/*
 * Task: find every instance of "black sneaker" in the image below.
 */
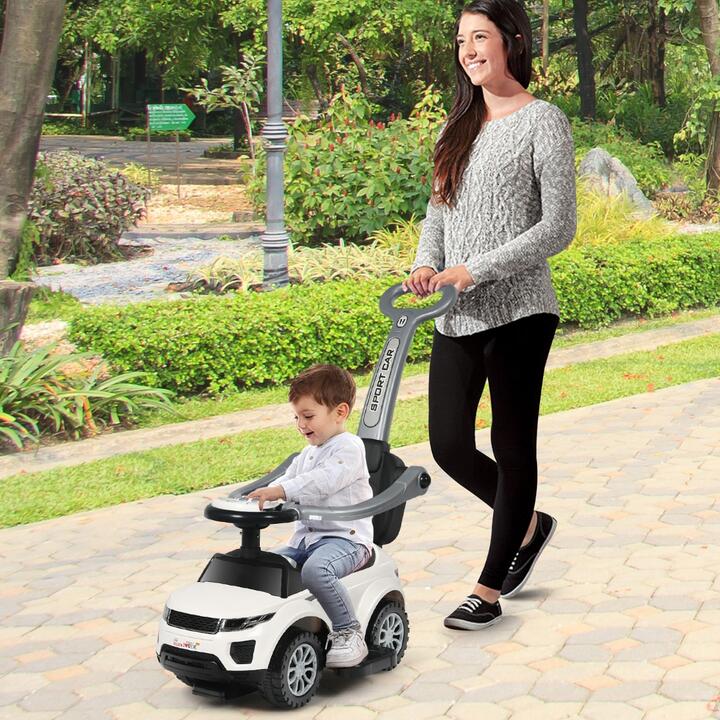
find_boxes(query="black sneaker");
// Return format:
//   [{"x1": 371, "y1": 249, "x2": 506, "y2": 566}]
[
  {"x1": 500, "y1": 510, "x2": 557, "y2": 599},
  {"x1": 443, "y1": 594, "x2": 502, "y2": 630}
]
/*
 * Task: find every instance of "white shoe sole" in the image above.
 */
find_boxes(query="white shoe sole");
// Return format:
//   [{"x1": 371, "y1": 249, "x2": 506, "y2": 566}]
[
  {"x1": 501, "y1": 515, "x2": 557, "y2": 599},
  {"x1": 443, "y1": 615, "x2": 503, "y2": 631},
  {"x1": 325, "y1": 647, "x2": 369, "y2": 668}
]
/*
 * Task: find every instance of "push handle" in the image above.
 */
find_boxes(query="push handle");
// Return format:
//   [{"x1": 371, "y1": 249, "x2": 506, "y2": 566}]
[
  {"x1": 358, "y1": 282, "x2": 457, "y2": 443},
  {"x1": 379, "y1": 283, "x2": 457, "y2": 324}
]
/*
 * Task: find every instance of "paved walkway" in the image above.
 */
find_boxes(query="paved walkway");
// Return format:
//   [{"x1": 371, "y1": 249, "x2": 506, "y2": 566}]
[
  {"x1": 3, "y1": 314, "x2": 718, "y2": 480},
  {"x1": 39, "y1": 136, "x2": 241, "y2": 185},
  {"x1": 1, "y1": 377, "x2": 719, "y2": 719}
]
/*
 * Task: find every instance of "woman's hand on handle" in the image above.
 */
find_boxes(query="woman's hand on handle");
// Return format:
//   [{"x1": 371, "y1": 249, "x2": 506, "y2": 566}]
[
  {"x1": 402, "y1": 266, "x2": 437, "y2": 298},
  {"x1": 428, "y1": 265, "x2": 474, "y2": 294}
]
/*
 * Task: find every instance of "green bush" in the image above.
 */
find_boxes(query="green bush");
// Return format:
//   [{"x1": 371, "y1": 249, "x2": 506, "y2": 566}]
[
  {"x1": 69, "y1": 232, "x2": 720, "y2": 395},
  {"x1": 246, "y1": 86, "x2": 445, "y2": 245},
  {"x1": 125, "y1": 127, "x2": 191, "y2": 141},
  {"x1": 28, "y1": 151, "x2": 150, "y2": 264}
]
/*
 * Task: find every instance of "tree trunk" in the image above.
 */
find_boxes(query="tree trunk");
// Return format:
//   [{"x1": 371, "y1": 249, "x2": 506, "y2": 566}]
[
  {"x1": 336, "y1": 34, "x2": 371, "y2": 97},
  {"x1": 648, "y1": 0, "x2": 666, "y2": 107},
  {"x1": 572, "y1": 0, "x2": 596, "y2": 120},
  {"x1": 697, "y1": 0, "x2": 720, "y2": 192},
  {"x1": 0, "y1": 281, "x2": 35, "y2": 354},
  {"x1": 0, "y1": 0, "x2": 66, "y2": 280},
  {"x1": 541, "y1": 0, "x2": 550, "y2": 76}
]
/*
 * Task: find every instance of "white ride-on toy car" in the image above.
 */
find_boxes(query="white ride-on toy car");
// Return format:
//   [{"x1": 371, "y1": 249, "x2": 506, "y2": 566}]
[{"x1": 156, "y1": 283, "x2": 457, "y2": 708}]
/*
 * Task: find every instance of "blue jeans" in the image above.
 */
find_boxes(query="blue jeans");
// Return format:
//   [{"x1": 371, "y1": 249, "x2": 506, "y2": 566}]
[{"x1": 273, "y1": 536, "x2": 371, "y2": 631}]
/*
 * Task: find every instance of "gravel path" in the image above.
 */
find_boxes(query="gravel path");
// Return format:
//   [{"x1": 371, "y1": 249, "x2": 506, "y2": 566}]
[{"x1": 32, "y1": 234, "x2": 261, "y2": 305}]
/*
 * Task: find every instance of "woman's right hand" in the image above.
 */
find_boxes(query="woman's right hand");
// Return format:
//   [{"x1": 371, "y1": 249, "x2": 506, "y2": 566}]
[{"x1": 402, "y1": 266, "x2": 437, "y2": 298}]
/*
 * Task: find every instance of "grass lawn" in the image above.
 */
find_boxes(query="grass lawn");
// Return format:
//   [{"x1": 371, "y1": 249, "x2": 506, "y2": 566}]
[
  {"x1": 2, "y1": 332, "x2": 718, "y2": 529},
  {"x1": 137, "y1": 304, "x2": 720, "y2": 428}
]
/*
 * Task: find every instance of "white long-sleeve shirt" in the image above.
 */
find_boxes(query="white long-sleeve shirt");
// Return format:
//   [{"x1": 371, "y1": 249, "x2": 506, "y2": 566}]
[{"x1": 269, "y1": 431, "x2": 374, "y2": 551}]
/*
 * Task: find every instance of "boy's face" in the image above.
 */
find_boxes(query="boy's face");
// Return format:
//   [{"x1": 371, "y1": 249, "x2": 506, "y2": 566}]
[{"x1": 292, "y1": 396, "x2": 349, "y2": 446}]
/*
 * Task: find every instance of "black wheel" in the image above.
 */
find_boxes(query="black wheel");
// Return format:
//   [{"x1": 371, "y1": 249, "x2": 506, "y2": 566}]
[
  {"x1": 366, "y1": 601, "x2": 409, "y2": 669},
  {"x1": 260, "y1": 630, "x2": 323, "y2": 708}
]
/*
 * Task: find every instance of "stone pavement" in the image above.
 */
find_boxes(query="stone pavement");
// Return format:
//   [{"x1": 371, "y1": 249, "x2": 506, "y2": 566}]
[
  {"x1": 4, "y1": 314, "x2": 718, "y2": 480},
  {"x1": 39, "y1": 136, "x2": 241, "y2": 185},
  {"x1": 0, "y1": 377, "x2": 719, "y2": 719}
]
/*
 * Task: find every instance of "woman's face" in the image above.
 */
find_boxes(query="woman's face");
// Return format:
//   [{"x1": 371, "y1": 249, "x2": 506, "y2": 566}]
[{"x1": 456, "y1": 12, "x2": 512, "y2": 87}]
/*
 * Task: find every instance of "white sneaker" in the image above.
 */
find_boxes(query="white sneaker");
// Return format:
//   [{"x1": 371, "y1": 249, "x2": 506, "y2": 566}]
[{"x1": 325, "y1": 628, "x2": 369, "y2": 668}]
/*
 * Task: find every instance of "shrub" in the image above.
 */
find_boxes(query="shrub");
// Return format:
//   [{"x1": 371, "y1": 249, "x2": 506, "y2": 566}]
[
  {"x1": 186, "y1": 240, "x2": 408, "y2": 292},
  {"x1": 69, "y1": 232, "x2": 720, "y2": 395},
  {"x1": 246, "y1": 86, "x2": 445, "y2": 245},
  {"x1": 0, "y1": 341, "x2": 175, "y2": 449},
  {"x1": 28, "y1": 151, "x2": 150, "y2": 264},
  {"x1": 125, "y1": 127, "x2": 191, "y2": 142},
  {"x1": 120, "y1": 162, "x2": 162, "y2": 191}
]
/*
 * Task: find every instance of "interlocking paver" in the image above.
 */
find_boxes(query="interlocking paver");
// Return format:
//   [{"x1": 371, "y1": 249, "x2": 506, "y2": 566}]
[{"x1": 1, "y1": 378, "x2": 720, "y2": 717}]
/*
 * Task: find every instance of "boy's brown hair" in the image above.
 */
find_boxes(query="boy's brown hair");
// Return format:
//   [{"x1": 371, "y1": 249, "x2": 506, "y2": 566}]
[{"x1": 289, "y1": 364, "x2": 356, "y2": 411}]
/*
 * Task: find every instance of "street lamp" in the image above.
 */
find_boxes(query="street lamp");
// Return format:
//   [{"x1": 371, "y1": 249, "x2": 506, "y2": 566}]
[{"x1": 261, "y1": 0, "x2": 290, "y2": 288}]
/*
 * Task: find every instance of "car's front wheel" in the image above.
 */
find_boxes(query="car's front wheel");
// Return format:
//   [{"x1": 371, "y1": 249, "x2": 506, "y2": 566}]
[{"x1": 261, "y1": 629, "x2": 323, "y2": 708}]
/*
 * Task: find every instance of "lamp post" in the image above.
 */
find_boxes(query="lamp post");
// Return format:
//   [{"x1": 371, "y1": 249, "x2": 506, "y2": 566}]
[{"x1": 261, "y1": 0, "x2": 290, "y2": 288}]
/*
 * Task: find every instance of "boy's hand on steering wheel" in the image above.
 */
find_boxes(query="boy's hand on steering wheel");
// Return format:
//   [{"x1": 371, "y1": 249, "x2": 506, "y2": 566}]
[{"x1": 246, "y1": 486, "x2": 286, "y2": 509}]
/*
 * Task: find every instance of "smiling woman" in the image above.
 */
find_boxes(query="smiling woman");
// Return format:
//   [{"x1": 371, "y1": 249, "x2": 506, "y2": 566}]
[{"x1": 402, "y1": 0, "x2": 577, "y2": 631}]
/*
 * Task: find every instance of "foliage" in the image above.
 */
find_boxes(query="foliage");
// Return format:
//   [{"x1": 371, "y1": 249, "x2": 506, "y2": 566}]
[
  {"x1": 573, "y1": 181, "x2": 675, "y2": 246},
  {"x1": 27, "y1": 151, "x2": 150, "y2": 264},
  {"x1": 125, "y1": 127, "x2": 191, "y2": 141},
  {"x1": 0, "y1": 340, "x2": 175, "y2": 449},
  {"x1": 120, "y1": 162, "x2": 162, "y2": 191},
  {"x1": 69, "y1": 232, "x2": 720, "y2": 394},
  {"x1": 603, "y1": 83, "x2": 692, "y2": 157},
  {"x1": 77, "y1": 0, "x2": 226, "y2": 87},
  {"x1": 185, "y1": 54, "x2": 263, "y2": 157},
  {"x1": 187, "y1": 240, "x2": 407, "y2": 293},
  {"x1": 10, "y1": 222, "x2": 40, "y2": 281},
  {"x1": 42, "y1": 119, "x2": 123, "y2": 136},
  {"x1": 246, "y1": 86, "x2": 445, "y2": 244},
  {"x1": 25, "y1": 288, "x2": 82, "y2": 325}
]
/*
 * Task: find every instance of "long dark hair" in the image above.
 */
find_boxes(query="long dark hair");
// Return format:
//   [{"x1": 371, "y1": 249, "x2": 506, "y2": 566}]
[{"x1": 432, "y1": 0, "x2": 533, "y2": 207}]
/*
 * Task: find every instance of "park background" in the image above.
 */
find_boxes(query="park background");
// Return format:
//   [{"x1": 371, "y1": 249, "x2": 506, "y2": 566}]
[{"x1": 1, "y1": 2, "x2": 720, "y2": 718}]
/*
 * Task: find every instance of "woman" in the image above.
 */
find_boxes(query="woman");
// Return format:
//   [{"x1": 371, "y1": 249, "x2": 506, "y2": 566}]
[{"x1": 403, "y1": 0, "x2": 576, "y2": 629}]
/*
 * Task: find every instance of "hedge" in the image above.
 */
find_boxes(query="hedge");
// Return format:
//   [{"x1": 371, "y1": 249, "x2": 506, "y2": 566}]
[{"x1": 69, "y1": 232, "x2": 720, "y2": 395}]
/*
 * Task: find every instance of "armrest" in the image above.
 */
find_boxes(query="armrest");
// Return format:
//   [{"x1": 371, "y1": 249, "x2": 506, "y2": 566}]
[
  {"x1": 281, "y1": 466, "x2": 431, "y2": 522},
  {"x1": 229, "y1": 453, "x2": 300, "y2": 498}
]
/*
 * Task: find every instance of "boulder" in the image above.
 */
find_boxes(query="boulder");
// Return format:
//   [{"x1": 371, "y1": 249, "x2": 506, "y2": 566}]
[{"x1": 578, "y1": 147, "x2": 655, "y2": 217}]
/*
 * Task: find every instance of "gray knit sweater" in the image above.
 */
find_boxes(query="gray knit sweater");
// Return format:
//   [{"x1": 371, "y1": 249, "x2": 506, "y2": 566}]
[{"x1": 411, "y1": 99, "x2": 577, "y2": 336}]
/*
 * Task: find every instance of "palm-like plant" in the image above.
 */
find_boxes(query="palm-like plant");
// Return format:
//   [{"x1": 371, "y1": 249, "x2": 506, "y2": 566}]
[{"x1": 0, "y1": 340, "x2": 175, "y2": 449}]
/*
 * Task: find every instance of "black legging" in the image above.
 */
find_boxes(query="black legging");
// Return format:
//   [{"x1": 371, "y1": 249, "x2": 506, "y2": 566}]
[{"x1": 428, "y1": 312, "x2": 559, "y2": 590}]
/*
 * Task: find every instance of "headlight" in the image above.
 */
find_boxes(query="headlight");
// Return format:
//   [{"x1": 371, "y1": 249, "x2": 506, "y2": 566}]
[
  {"x1": 220, "y1": 613, "x2": 275, "y2": 632},
  {"x1": 162, "y1": 605, "x2": 171, "y2": 622}
]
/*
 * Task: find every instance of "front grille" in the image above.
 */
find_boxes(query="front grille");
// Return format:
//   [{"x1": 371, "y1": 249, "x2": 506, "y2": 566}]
[
  {"x1": 230, "y1": 640, "x2": 255, "y2": 665},
  {"x1": 167, "y1": 609, "x2": 221, "y2": 634}
]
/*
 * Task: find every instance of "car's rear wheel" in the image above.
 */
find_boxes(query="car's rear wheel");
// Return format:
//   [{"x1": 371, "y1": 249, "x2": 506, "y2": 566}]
[
  {"x1": 261, "y1": 630, "x2": 323, "y2": 708},
  {"x1": 366, "y1": 601, "x2": 409, "y2": 669}
]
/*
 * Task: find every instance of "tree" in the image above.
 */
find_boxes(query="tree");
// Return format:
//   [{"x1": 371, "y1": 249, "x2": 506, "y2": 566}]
[
  {"x1": 573, "y1": 0, "x2": 596, "y2": 119},
  {"x1": 696, "y1": 0, "x2": 720, "y2": 191},
  {"x1": 0, "y1": 0, "x2": 66, "y2": 346},
  {"x1": 187, "y1": 56, "x2": 263, "y2": 159}
]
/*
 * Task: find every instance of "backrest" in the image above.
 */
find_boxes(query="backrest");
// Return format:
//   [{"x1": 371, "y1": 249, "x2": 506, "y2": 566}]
[{"x1": 362, "y1": 438, "x2": 407, "y2": 547}]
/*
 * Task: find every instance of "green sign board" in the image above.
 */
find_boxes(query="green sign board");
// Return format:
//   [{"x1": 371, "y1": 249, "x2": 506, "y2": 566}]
[{"x1": 147, "y1": 104, "x2": 196, "y2": 131}]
